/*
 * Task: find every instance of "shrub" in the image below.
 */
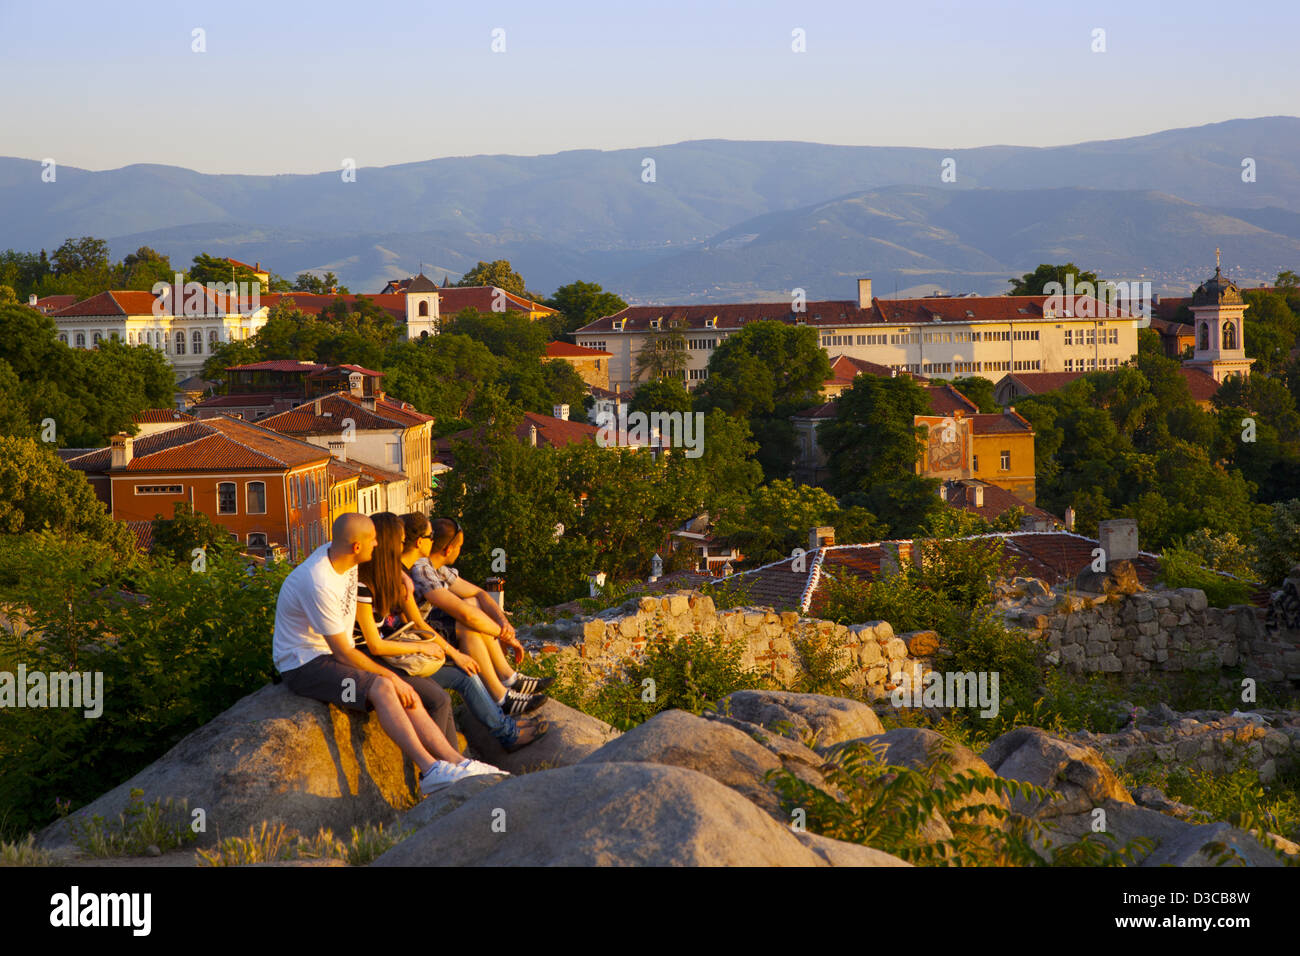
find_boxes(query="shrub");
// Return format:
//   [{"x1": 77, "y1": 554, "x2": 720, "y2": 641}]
[
  {"x1": 70, "y1": 789, "x2": 195, "y2": 858},
  {"x1": 769, "y1": 738, "x2": 1154, "y2": 866},
  {"x1": 0, "y1": 834, "x2": 53, "y2": 866},
  {"x1": 1157, "y1": 546, "x2": 1253, "y2": 607}
]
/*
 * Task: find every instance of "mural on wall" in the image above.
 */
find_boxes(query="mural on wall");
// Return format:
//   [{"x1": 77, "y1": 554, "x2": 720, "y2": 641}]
[{"x1": 919, "y1": 415, "x2": 969, "y2": 478}]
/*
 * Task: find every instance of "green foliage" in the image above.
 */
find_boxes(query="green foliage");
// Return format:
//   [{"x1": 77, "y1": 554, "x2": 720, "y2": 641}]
[
  {"x1": 1007, "y1": 263, "x2": 1100, "y2": 296},
  {"x1": 716, "y1": 479, "x2": 883, "y2": 567},
  {"x1": 696, "y1": 575, "x2": 754, "y2": 611},
  {"x1": 790, "y1": 627, "x2": 857, "y2": 696},
  {"x1": 950, "y1": 376, "x2": 1000, "y2": 413},
  {"x1": 817, "y1": 374, "x2": 930, "y2": 495},
  {"x1": 542, "y1": 628, "x2": 767, "y2": 731},
  {"x1": 544, "y1": 280, "x2": 627, "y2": 340},
  {"x1": 770, "y1": 738, "x2": 1152, "y2": 866},
  {"x1": 0, "y1": 534, "x2": 289, "y2": 838},
  {"x1": 1253, "y1": 499, "x2": 1300, "y2": 585},
  {"x1": 150, "y1": 501, "x2": 242, "y2": 566},
  {"x1": 1123, "y1": 761, "x2": 1300, "y2": 846},
  {"x1": 628, "y1": 377, "x2": 694, "y2": 417},
  {"x1": 0, "y1": 443, "x2": 135, "y2": 554},
  {"x1": 456, "y1": 260, "x2": 531, "y2": 298},
  {"x1": 1157, "y1": 547, "x2": 1253, "y2": 607},
  {"x1": 70, "y1": 789, "x2": 196, "y2": 858}
]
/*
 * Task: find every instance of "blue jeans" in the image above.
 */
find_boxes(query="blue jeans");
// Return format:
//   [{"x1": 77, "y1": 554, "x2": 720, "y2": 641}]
[{"x1": 434, "y1": 666, "x2": 518, "y2": 748}]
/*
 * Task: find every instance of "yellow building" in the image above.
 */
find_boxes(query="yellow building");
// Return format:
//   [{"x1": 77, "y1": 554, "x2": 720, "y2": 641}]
[{"x1": 544, "y1": 341, "x2": 612, "y2": 389}]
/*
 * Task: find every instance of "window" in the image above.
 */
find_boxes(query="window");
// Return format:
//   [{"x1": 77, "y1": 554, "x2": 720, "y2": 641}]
[
  {"x1": 192, "y1": 330, "x2": 203, "y2": 355},
  {"x1": 209, "y1": 329, "x2": 219, "y2": 347},
  {"x1": 248, "y1": 532, "x2": 268, "y2": 550},
  {"x1": 972, "y1": 455, "x2": 979, "y2": 472},
  {"x1": 135, "y1": 484, "x2": 183, "y2": 495},
  {"x1": 291, "y1": 475, "x2": 299, "y2": 509},
  {"x1": 1107, "y1": 328, "x2": 1119, "y2": 345},
  {"x1": 75, "y1": 332, "x2": 85, "y2": 347},
  {"x1": 1000, "y1": 450, "x2": 1011, "y2": 471},
  {"x1": 387, "y1": 444, "x2": 400, "y2": 465},
  {"x1": 1064, "y1": 329, "x2": 1073, "y2": 346},
  {"x1": 247, "y1": 481, "x2": 266, "y2": 514},
  {"x1": 218, "y1": 481, "x2": 237, "y2": 514},
  {"x1": 92, "y1": 332, "x2": 102, "y2": 345},
  {"x1": 1199, "y1": 324, "x2": 1210, "y2": 350},
  {"x1": 175, "y1": 332, "x2": 186, "y2": 355},
  {"x1": 418, "y1": 301, "x2": 429, "y2": 317},
  {"x1": 1064, "y1": 359, "x2": 1075, "y2": 372},
  {"x1": 1223, "y1": 322, "x2": 1237, "y2": 349},
  {"x1": 59, "y1": 333, "x2": 68, "y2": 345}
]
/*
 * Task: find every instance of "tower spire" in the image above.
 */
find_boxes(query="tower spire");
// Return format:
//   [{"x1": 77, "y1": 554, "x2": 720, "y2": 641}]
[{"x1": 1215, "y1": 247, "x2": 1221, "y2": 274}]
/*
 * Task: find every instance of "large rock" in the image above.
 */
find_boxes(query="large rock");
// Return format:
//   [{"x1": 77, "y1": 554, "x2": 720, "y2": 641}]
[
  {"x1": 1074, "y1": 559, "x2": 1142, "y2": 597},
  {"x1": 982, "y1": 726, "x2": 1133, "y2": 818},
  {"x1": 701, "y1": 711, "x2": 829, "y2": 791},
  {"x1": 39, "y1": 684, "x2": 414, "y2": 851},
  {"x1": 579, "y1": 710, "x2": 791, "y2": 817},
  {"x1": 720, "y1": 690, "x2": 884, "y2": 750},
  {"x1": 374, "y1": 762, "x2": 910, "y2": 867},
  {"x1": 459, "y1": 698, "x2": 620, "y2": 773},
  {"x1": 1045, "y1": 799, "x2": 1291, "y2": 867}
]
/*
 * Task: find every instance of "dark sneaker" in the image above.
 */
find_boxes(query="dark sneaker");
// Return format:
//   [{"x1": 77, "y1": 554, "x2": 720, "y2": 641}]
[
  {"x1": 510, "y1": 674, "x2": 556, "y2": 695},
  {"x1": 502, "y1": 689, "x2": 547, "y2": 716},
  {"x1": 504, "y1": 718, "x2": 550, "y2": 753}
]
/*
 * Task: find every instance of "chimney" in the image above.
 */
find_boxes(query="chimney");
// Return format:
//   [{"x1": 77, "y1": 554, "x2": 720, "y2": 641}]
[
  {"x1": 27, "y1": 293, "x2": 37, "y2": 307},
  {"x1": 648, "y1": 553, "x2": 663, "y2": 583},
  {"x1": 110, "y1": 433, "x2": 134, "y2": 469},
  {"x1": 254, "y1": 262, "x2": 261, "y2": 271},
  {"x1": 1065, "y1": 506, "x2": 1076, "y2": 532},
  {"x1": 553, "y1": 403, "x2": 569, "y2": 421},
  {"x1": 361, "y1": 396, "x2": 377, "y2": 411},
  {"x1": 972, "y1": 484, "x2": 984, "y2": 508},
  {"x1": 329, "y1": 440, "x2": 347, "y2": 463},
  {"x1": 528, "y1": 423, "x2": 538, "y2": 447},
  {"x1": 484, "y1": 576, "x2": 505, "y2": 611},
  {"x1": 314, "y1": 398, "x2": 322, "y2": 415},
  {"x1": 809, "y1": 526, "x2": 835, "y2": 552},
  {"x1": 857, "y1": 278, "x2": 872, "y2": 309},
  {"x1": 880, "y1": 541, "x2": 911, "y2": 576}
]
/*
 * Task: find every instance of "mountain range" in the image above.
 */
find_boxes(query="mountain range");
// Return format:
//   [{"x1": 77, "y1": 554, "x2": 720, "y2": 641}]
[{"x1": 3, "y1": 116, "x2": 1298, "y2": 302}]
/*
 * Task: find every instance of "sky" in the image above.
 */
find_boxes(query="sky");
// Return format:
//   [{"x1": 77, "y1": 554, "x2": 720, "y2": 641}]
[{"x1": 0, "y1": 0, "x2": 1297, "y2": 175}]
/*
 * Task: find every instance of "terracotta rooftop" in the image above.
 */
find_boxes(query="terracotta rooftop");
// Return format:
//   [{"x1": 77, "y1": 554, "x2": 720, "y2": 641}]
[
  {"x1": 53, "y1": 288, "x2": 254, "y2": 318},
  {"x1": 942, "y1": 481, "x2": 1056, "y2": 524},
  {"x1": 997, "y1": 368, "x2": 1221, "y2": 404},
  {"x1": 439, "y1": 287, "x2": 557, "y2": 316},
  {"x1": 228, "y1": 360, "x2": 332, "y2": 373},
  {"x1": 131, "y1": 409, "x2": 195, "y2": 425},
  {"x1": 191, "y1": 393, "x2": 283, "y2": 409},
  {"x1": 261, "y1": 293, "x2": 407, "y2": 322},
  {"x1": 731, "y1": 531, "x2": 1165, "y2": 615},
  {"x1": 969, "y1": 410, "x2": 1033, "y2": 435},
  {"x1": 545, "y1": 341, "x2": 612, "y2": 358},
  {"x1": 124, "y1": 520, "x2": 156, "y2": 553},
  {"x1": 926, "y1": 385, "x2": 980, "y2": 416},
  {"x1": 66, "y1": 417, "x2": 330, "y2": 474},
  {"x1": 259, "y1": 393, "x2": 429, "y2": 435}
]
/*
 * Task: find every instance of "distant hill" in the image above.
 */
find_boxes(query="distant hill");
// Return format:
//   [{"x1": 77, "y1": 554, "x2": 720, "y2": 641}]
[{"x1": 2, "y1": 117, "x2": 1297, "y2": 300}]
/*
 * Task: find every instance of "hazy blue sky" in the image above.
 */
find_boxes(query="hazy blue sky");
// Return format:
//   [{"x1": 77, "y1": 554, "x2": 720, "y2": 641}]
[{"x1": 1, "y1": 0, "x2": 1295, "y2": 174}]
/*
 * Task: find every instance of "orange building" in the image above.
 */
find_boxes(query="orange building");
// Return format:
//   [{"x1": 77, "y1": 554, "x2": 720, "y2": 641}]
[
  {"x1": 67, "y1": 415, "x2": 333, "y2": 562},
  {"x1": 544, "y1": 341, "x2": 612, "y2": 390}
]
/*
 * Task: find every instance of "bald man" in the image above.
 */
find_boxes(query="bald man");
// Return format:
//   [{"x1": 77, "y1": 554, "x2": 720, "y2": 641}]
[{"x1": 272, "y1": 512, "x2": 496, "y2": 793}]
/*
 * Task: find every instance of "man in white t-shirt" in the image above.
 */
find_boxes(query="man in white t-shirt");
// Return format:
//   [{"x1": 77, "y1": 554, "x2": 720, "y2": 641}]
[{"x1": 273, "y1": 512, "x2": 498, "y2": 793}]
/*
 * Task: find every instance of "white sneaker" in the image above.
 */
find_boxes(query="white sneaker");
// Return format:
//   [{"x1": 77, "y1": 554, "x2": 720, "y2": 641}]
[
  {"x1": 457, "y1": 758, "x2": 509, "y2": 777},
  {"x1": 419, "y1": 760, "x2": 471, "y2": 795}
]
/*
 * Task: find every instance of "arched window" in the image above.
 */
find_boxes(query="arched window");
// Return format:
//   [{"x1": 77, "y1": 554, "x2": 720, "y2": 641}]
[
  {"x1": 192, "y1": 330, "x2": 203, "y2": 354},
  {"x1": 248, "y1": 532, "x2": 268, "y2": 550},
  {"x1": 1222, "y1": 322, "x2": 1237, "y2": 350},
  {"x1": 175, "y1": 331, "x2": 186, "y2": 355},
  {"x1": 418, "y1": 300, "x2": 429, "y2": 317},
  {"x1": 58, "y1": 333, "x2": 68, "y2": 345},
  {"x1": 420, "y1": 330, "x2": 429, "y2": 340},
  {"x1": 209, "y1": 329, "x2": 219, "y2": 347},
  {"x1": 217, "y1": 481, "x2": 237, "y2": 514},
  {"x1": 247, "y1": 481, "x2": 266, "y2": 514},
  {"x1": 92, "y1": 332, "x2": 102, "y2": 345},
  {"x1": 1199, "y1": 323, "x2": 1209, "y2": 350},
  {"x1": 127, "y1": 331, "x2": 135, "y2": 344},
  {"x1": 75, "y1": 332, "x2": 86, "y2": 348}
]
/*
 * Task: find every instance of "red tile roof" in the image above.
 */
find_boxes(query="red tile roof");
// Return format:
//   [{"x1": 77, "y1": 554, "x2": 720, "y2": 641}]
[
  {"x1": 53, "y1": 288, "x2": 255, "y2": 318},
  {"x1": 225, "y1": 257, "x2": 265, "y2": 272},
  {"x1": 124, "y1": 520, "x2": 156, "y2": 553},
  {"x1": 131, "y1": 409, "x2": 195, "y2": 425},
  {"x1": 969, "y1": 411, "x2": 1032, "y2": 435},
  {"x1": 65, "y1": 423, "x2": 213, "y2": 472},
  {"x1": 792, "y1": 401, "x2": 838, "y2": 421},
  {"x1": 546, "y1": 341, "x2": 612, "y2": 358},
  {"x1": 926, "y1": 385, "x2": 980, "y2": 416},
  {"x1": 261, "y1": 293, "x2": 407, "y2": 322},
  {"x1": 732, "y1": 531, "x2": 1164, "y2": 615},
  {"x1": 33, "y1": 294, "x2": 77, "y2": 313},
  {"x1": 191, "y1": 393, "x2": 283, "y2": 409},
  {"x1": 1178, "y1": 368, "x2": 1221, "y2": 403},
  {"x1": 229, "y1": 360, "x2": 332, "y2": 373},
  {"x1": 998, "y1": 369, "x2": 1219, "y2": 404},
  {"x1": 826, "y1": 354, "x2": 929, "y2": 387},
  {"x1": 942, "y1": 482, "x2": 1055, "y2": 523},
  {"x1": 439, "y1": 287, "x2": 557, "y2": 316},
  {"x1": 259, "y1": 394, "x2": 411, "y2": 435},
  {"x1": 120, "y1": 417, "x2": 330, "y2": 472}
]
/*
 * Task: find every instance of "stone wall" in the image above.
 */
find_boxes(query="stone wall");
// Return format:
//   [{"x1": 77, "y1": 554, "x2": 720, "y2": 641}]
[{"x1": 523, "y1": 582, "x2": 1300, "y2": 697}]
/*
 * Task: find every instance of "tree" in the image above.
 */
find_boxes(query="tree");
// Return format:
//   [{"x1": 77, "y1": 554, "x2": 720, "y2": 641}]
[
  {"x1": 629, "y1": 378, "x2": 693, "y2": 417},
  {"x1": 293, "y1": 271, "x2": 348, "y2": 294},
  {"x1": 52, "y1": 237, "x2": 110, "y2": 277},
  {"x1": 189, "y1": 253, "x2": 260, "y2": 287},
  {"x1": 381, "y1": 335, "x2": 500, "y2": 433},
  {"x1": 633, "y1": 321, "x2": 689, "y2": 384},
  {"x1": 817, "y1": 374, "x2": 932, "y2": 497},
  {"x1": 151, "y1": 502, "x2": 241, "y2": 566},
  {"x1": 546, "y1": 281, "x2": 627, "y2": 339},
  {"x1": 1008, "y1": 263, "x2": 1101, "y2": 296},
  {"x1": 0, "y1": 438, "x2": 135, "y2": 553},
  {"x1": 117, "y1": 247, "x2": 176, "y2": 290},
  {"x1": 457, "y1": 260, "x2": 528, "y2": 297},
  {"x1": 950, "y1": 376, "x2": 999, "y2": 413},
  {"x1": 714, "y1": 480, "x2": 885, "y2": 566}
]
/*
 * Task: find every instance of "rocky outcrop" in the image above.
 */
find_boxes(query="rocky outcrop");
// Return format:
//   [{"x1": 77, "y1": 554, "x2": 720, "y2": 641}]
[
  {"x1": 376, "y1": 762, "x2": 910, "y2": 867},
  {"x1": 982, "y1": 726, "x2": 1133, "y2": 818},
  {"x1": 459, "y1": 699, "x2": 620, "y2": 774},
  {"x1": 38, "y1": 684, "x2": 415, "y2": 851},
  {"x1": 720, "y1": 690, "x2": 884, "y2": 749},
  {"x1": 578, "y1": 710, "x2": 793, "y2": 818}
]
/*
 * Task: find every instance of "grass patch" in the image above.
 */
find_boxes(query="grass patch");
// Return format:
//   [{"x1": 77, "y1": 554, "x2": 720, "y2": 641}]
[
  {"x1": 0, "y1": 834, "x2": 52, "y2": 866},
  {"x1": 196, "y1": 821, "x2": 409, "y2": 867},
  {"x1": 70, "y1": 789, "x2": 196, "y2": 858}
]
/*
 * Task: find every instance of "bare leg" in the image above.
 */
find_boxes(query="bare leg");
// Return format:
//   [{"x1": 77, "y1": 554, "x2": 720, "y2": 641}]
[
  {"x1": 457, "y1": 625, "x2": 508, "y2": 700},
  {"x1": 403, "y1": 694, "x2": 465, "y2": 763},
  {"x1": 367, "y1": 681, "x2": 437, "y2": 773}
]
